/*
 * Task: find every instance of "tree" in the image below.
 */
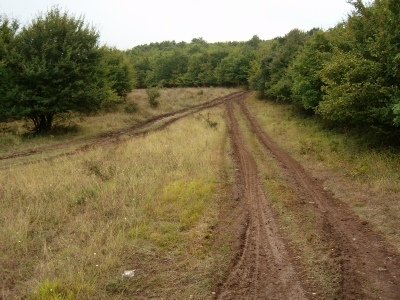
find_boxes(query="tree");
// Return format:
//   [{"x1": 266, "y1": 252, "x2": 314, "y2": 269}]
[
  {"x1": 317, "y1": 0, "x2": 400, "y2": 129},
  {"x1": 266, "y1": 29, "x2": 309, "y2": 101},
  {"x1": 290, "y1": 30, "x2": 333, "y2": 110},
  {"x1": 3, "y1": 7, "x2": 114, "y2": 132},
  {"x1": 0, "y1": 15, "x2": 19, "y2": 119},
  {"x1": 216, "y1": 49, "x2": 254, "y2": 87},
  {"x1": 102, "y1": 47, "x2": 136, "y2": 97}
]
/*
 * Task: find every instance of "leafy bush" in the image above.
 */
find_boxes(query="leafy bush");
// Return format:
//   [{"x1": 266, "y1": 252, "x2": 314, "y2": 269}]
[{"x1": 146, "y1": 87, "x2": 161, "y2": 108}]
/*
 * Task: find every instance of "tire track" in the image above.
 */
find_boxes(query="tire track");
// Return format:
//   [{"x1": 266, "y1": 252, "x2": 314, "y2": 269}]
[
  {"x1": 217, "y1": 94, "x2": 306, "y2": 299},
  {"x1": 237, "y1": 96, "x2": 400, "y2": 299},
  {"x1": 0, "y1": 91, "x2": 248, "y2": 169}
]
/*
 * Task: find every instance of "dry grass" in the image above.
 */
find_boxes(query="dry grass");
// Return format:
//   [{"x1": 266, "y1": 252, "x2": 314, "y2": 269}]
[
  {"x1": 245, "y1": 94, "x2": 400, "y2": 252},
  {"x1": 0, "y1": 108, "x2": 232, "y2": 299},
  {"x1": 0, "y1": 87, "x2": 238, "y2": 157},
  {"x1": 233, "y1": 103, "x2": 342, "y2": 298}
]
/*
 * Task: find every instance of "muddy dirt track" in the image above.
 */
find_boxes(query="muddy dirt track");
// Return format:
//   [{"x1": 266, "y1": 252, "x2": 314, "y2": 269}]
[
  {"x1": 217, "y1": 92, "x2": 400, "y2": 299},
  {"x1": 0, "y1": 91, "x2": 247, "y2": 167},
  {"x1": 3, "y1": 91, "x2": 400, "y2": 298}
]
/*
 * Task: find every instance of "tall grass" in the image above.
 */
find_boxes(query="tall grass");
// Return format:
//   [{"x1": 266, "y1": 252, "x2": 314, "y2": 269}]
[
  {"x1": 245, "y1": 94, "x2": 400, "y2": 251},
  {"x1": 1, "y1": 108, "x2": 230, "y2": 299}
]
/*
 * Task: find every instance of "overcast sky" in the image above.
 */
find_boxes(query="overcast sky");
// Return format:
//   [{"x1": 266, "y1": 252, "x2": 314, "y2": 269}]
[{"x1": 1, "y1": 0, "x2": 354, "y2": 50}]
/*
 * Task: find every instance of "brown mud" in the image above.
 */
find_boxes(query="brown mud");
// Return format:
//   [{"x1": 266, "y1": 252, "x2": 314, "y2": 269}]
[
  {"x1": 216, "y1": 96, "x2": 306, "y2": 299},
  {"x1": 215, "y1": 92, "x2": 400, "y2": 299}
]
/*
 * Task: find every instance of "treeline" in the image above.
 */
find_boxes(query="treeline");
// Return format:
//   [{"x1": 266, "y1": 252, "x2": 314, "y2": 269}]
[
  {"x1": 125, "y1": 0, "x2": 399, "y2": 142},
  {"x1": 125, "y1": 36, "x2": 263, "y2": 88},
  {"x1": 1, "y1": 0, "x2": 399, "y2": 140},
  {"x1": 0, "y1": 7, "x2": 135, "y2": 131}
]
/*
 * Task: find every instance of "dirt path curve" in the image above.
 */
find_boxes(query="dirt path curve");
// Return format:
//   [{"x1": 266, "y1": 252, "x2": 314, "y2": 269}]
[
  {"x1": 219, "y1": 94, "x2": 400, "y2": 299},
  {"x1": 216, "y1": 93, "x2": 307, "y2": 299},
  {"x1": 0, "y1": 91, "x2": 248, "y2": 167}
]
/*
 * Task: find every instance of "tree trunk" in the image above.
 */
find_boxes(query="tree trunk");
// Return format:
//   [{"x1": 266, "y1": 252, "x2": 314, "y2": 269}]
[{"x1": 31, "y1": 114, "x2": 53, "y2": 132}]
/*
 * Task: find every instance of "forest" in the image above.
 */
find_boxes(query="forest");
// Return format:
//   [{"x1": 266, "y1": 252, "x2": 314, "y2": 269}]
[{"x1": 1, "y1": 0, "x2": 399, "y2": 143}]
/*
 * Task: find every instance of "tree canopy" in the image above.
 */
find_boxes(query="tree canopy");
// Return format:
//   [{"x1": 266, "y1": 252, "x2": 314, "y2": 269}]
[
  {"x1": 247, "y1": 0, "x2": 400, "y2": 143},
  {"x1": 0, "y1": 8, "x2": 134, "y2": 132}
]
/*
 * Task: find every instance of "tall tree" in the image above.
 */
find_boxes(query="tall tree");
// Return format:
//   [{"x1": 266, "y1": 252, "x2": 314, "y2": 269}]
[
  {"x1": 0, "y1": 15, "x2": 19, "y2": 119},
  {"x1": 3, "y1": 7, "x2": 114, "y2": 132},
  {"x1": 102, "y1": 47, "x2": 136, "y2": 97}
]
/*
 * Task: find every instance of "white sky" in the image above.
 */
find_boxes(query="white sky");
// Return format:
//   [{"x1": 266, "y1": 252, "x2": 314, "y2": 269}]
[{"x1": 1, "y1": 0, "x2": 354, "y2": 50}]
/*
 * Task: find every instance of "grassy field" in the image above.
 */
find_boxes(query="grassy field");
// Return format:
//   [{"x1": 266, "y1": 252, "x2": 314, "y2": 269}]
[
  {"x1": 0, "y1": 106, "x2": 234, "y2": 299},
  {"x1": 0, "y1": 88, "x2": 239, "y2": 299}
]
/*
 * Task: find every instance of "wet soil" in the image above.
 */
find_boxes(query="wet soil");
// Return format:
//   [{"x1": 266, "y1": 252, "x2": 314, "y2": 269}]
[{"x1": 216, "y1": 92, "x2": 400, "y2": 299}]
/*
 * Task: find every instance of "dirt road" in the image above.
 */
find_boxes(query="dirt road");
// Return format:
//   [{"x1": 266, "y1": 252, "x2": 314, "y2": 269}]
[
  {"x1": 216, "y1": 97, "x2": 306, "y2": 299},
  {"x1": 3, "y1": 91, "x2": 400, "y2": 298},
  {"x1": 216, "y1": 92, "x2": 400, "y2": 299},
  {"x1": 0, "y1": 91, "x2": 248, "y2": 168}
]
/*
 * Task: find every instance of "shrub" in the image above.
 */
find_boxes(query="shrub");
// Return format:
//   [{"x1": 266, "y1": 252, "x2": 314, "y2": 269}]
[{"x1": 146, "y1": 87, "x2": 161, "y2": 108}]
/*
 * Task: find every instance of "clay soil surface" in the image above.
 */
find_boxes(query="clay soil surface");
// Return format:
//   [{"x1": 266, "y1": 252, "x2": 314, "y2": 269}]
[
  {"x1": 3, "y1": 91, "x2": 400, "y2": 299},
  {"x1": 215, "y1": 92, "x2": 400, "y2": 299}
]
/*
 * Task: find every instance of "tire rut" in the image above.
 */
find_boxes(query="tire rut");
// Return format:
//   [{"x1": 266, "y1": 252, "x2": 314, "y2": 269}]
[
  {"x1": 0, "y1": 91, "x2": 248, "y2": 168},
  {"x1": 236, "y1": 96, "x2": 400, "y2": 299},
  {"x1": 217, "y1": 93, "x2": 306, "y2": 299}
]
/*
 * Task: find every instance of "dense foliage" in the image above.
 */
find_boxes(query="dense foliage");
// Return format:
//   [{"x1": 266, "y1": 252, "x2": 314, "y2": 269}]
[
  {"x1": 249, "y1": 0, "x2": 400, "y2": 142},
  {"x1": 125, "y1": 36, "x2": 264, "y2": 88},
  {"x1": 0, "y1": 8, "x2": 135, "y2": 132}
]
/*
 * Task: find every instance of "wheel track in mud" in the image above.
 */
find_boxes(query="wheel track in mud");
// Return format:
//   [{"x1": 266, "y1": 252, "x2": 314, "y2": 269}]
[
  {"x1": 216, "y1": 94, "x2": 307, "y2": 299},
  {"x1": 0, "y1": 91, "x2": 247, "y2": 168},
  {"x1": 218, "y1": 94, "x2": 400, "y2": 299}
]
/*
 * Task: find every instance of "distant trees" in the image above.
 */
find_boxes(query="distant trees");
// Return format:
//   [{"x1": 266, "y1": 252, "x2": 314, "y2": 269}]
[
  {"x1": 2, "y1": 0, "x2": 399, "y2": 141},
  {"x1": 0, "y1": 7, "x2": 134, "y2": 132},
  {"x1": 102, "y1": 47, "x2": 136, "y2": 97},
  {"x1": 125, "y1": 37, "x2": 261, "y2": 88}
]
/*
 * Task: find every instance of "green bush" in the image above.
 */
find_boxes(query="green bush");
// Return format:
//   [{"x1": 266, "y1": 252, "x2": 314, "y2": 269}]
[{"x1": 146, "y1": 87, "x2": 161, "y2": 108}]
